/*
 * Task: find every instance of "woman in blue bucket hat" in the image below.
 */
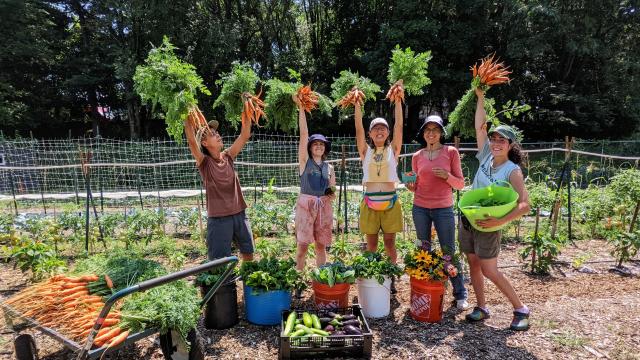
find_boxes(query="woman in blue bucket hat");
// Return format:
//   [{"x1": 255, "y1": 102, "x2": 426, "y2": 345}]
[
  {"x1": 292, "y1": 95, "x2": 336, "y2": 272},
  {"x1": 461, "y1": 87, "x2": 531, "y2": 331}
]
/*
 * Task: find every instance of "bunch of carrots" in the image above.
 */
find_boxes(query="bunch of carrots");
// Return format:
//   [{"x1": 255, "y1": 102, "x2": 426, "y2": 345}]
[
  {"x1": 471, "y1": 54, "x2": 511, "y2": 88},
  {"x1": 337, "y1": 87, "x2": 366, "y2": 109},
  {"x1": 241, "y1": 90, "x2": 265, "y2": 125},
  {"x1": 4, "y1": 274, "x2": 129, "y2": 350},
  {"x1": 385, "y1": 80, "x2": 405, "y2": 103},
  {"x1": 295, "y1": 85, "x2": 319, "y2": 113}
]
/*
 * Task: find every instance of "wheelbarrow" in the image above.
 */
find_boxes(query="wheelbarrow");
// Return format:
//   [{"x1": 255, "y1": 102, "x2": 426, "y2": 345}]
[{"x1": 1, "y1": 256, "x2": 238, "y2": 360}]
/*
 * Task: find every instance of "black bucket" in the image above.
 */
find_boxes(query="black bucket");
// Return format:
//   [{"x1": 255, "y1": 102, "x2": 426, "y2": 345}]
[{"x1": 201, "y1": 279, "x2": 239, "y2": 330}]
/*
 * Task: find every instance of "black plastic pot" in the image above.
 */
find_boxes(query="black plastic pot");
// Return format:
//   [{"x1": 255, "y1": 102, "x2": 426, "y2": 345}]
[{"x1": 201, "y1": 279, "x2": 239, "y2": 330}]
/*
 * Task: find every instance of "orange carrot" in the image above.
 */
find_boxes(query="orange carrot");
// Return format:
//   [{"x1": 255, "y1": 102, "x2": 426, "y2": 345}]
[
  {"x1": 104, "y1": 330, "x2": 129, "y2": 350},
  {"x1": 95, "y1": 326, "x2": 122, "y2": 344}
]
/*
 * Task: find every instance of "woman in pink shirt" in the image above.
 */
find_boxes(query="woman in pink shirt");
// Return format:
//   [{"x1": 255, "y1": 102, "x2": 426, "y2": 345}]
[{"x1": 407, "y1": 115, "x2": 468, "y2": 309}]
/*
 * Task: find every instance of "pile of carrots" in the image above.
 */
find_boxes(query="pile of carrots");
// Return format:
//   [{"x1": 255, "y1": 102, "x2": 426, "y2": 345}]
[
  {"x1": 3, "y1": 274, "x2": 129, "y2": 350},
  {"x1": 241, "y1": 90, "x2": 265, "y2": 125},
  {"x1": 337, "y1": 87, "x2": 366, "y2": 109},
  {"x1": 187, "y1": 108, "x2": 211, "y2": 135},
  {"x1": 385, "y1": 80, "x2": 405, "y2": 103},
  {"x1": 471, "y1": 54, "x2": 511, "y2": 87},
  {"x1": 295, "y1": 85, "x2": 319, "y2": 113}
]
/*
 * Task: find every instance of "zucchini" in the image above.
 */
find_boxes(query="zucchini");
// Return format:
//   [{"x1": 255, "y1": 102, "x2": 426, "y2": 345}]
[
  {"x1": 309, "y1": 328, "x2": 330, "y2": 336},
  {"x1": 295, "y1": 324, "x2": 315, "y2": 335},
  {"x1": 302, "y1": 312, "x2": 313, "y2": 328},
  {"x1": 311, "y1": 314, "x2": 322, "y2": 329},
  {"x1": 283, "y1": 311, "x2": 297, "y2": 336},
  {"x1": 289, "y1": 329, "x2": 306, "y2": 337}
]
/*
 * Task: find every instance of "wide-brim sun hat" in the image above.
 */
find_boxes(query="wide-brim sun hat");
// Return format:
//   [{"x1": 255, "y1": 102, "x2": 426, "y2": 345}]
[
  {"x1": 307, "y1": 134, "x2": 331, "y2": 154},
  {"x1": 417, "y1": 115, "x2": 447, "y2": 146}
]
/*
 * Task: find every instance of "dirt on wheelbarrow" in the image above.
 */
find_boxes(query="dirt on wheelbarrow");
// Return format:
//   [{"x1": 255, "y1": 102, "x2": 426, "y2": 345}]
[{"x1": 1, "y1": 238, "x2": 639, "y2": 360}]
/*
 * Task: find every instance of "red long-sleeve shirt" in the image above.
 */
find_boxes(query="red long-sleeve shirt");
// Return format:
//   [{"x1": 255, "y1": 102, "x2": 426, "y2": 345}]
[{"x1": 411, "y1": 146, "x2": 465, "y2": 209}]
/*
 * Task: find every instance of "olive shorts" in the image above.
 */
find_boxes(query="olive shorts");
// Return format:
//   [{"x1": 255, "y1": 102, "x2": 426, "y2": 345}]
[
  {"x1": 458, "y1": 216, "x2": 501, "y2": 259},
  {"x1": 359, "y1": 199, "x2": 403, "y2": 234}
]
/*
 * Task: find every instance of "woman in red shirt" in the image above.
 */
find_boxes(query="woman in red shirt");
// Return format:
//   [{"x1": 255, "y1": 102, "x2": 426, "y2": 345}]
[{"x1": 407, "y1": 115, "x2": 468, "y2": 309}]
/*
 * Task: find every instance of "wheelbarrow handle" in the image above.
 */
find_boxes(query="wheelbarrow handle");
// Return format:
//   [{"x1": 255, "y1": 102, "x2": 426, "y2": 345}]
[{"x1": 75, "y1": 256, "x2": 238, "y2": 360}]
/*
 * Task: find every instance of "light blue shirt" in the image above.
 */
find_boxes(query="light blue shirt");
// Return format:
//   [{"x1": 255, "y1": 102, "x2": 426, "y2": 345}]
[{"x1": 472, "y1": 142, "x2": 520, "y2": 189}]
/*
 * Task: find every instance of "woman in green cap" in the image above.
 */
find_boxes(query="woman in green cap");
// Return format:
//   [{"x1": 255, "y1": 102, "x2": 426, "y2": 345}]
[{"x1": 461, "y1": 87, "x2": 531, "y2": 331}]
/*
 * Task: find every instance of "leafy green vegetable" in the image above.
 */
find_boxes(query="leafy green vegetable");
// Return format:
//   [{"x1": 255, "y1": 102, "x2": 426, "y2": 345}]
[
  {"x1": 387, "y1": 45, "x2": 432, "y2": 96},
  {"x1": 330, "y1": 70, "x2": 381, "y2": 119},
  {"x1": 238, "y1": 257, "x2": 305, "y2": 292},
  {"x1": 213, "y1": 62, "x2": 260, "y2": 129},
  {"x1": 350, "y1": 251, "x2": 403, "y2": 285},
  {"x1": 446, "y1": 89, "x2": 496, "y2": 139},
  {"x1": 133, "y1": 36, "x2": 211, "y2": 143},
  {"x1": 119, "y1": 280, "x2": 201, "y2": 339},
  {"x1": 73, "y1": 253, "x2": 167, "y2": 290},
  {"x1": 310, "y1": 261, "x2": 355, "y2": 287},
  {"x1": 264, "y1": 78, "x2": 299, "y2": 133}
]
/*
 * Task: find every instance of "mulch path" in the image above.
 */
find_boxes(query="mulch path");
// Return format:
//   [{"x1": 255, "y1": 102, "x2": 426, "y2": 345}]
[{"x1": 1, "y1": 239, "x2": 639, "y2": 360}]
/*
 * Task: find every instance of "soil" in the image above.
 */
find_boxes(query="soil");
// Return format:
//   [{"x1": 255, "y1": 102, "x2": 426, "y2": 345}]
[{"x1": 1, "y1": 239, "x2": 639, "y2": 360}]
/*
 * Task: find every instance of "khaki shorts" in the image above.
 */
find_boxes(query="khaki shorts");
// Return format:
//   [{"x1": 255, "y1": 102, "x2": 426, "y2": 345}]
[
  {"x1": 458, "y1": 217, "x2": 501, "y2": 259},
  {"x1": 359, "y1": 198, "x2": 403, "y2": 234}
]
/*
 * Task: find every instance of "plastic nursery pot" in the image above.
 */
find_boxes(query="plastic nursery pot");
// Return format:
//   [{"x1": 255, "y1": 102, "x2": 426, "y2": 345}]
[{"x1": 200, "y1": 278, "x2": 239, "y2": 330}]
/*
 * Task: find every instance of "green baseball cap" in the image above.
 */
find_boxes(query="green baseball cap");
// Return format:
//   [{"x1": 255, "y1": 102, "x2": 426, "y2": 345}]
[{"x1": 488, "y1": 125, "x2": 518, "y2": 143}]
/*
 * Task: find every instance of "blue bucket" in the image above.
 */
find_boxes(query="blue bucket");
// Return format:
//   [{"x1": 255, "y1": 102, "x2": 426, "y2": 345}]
[{"x1": 243, "y1": 284, "x2": 291, "y2": 325}]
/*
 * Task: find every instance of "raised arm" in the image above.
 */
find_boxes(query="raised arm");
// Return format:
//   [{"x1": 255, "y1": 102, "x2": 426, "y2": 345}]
[
  {"x1": 475, "y1": 87, "x2": 489, "y2": 151},
  {"x1": 354, "y1": 99, "x2": 367, "y2": 160},
  {"x1": 184, "y1": 110, "x2": 204, "y2": 167},
  {"x1": 226, "y1": 111, "x2": 252, "y2": 160},
  {"x1": 295, "y1": 95, "x2": 308, "y2": 175},
  {"x1": 391, "y1": 81, "x2": 404, "y2": 158}
]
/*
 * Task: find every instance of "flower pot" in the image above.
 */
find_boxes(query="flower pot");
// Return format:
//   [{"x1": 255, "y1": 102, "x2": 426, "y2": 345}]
[
  {"x1": 312, "y1": 281, "x2": 350, "y2": 310},
  {"x1": 356, "y1": 276, "x2": 391, "y2": 318},
  {"x1": 409, "y1": 277, "x2": 445, "y2": 323},
  {"x1": 243, "y1": 284, "x2": 291, "y2": 326},
  {"x1": 200, "y1": 278, "x2": 239, "y2": 330}
]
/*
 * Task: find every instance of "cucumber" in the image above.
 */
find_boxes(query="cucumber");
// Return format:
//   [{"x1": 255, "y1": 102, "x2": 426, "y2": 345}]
[
  {"x1": 309, "y1": 328, "x2": 330, "y2": 336},
  {"x1": 283, "y1": 311, "x2": 297, "y2": 336},
  {"x1": 289, "y1": 329, "x2": 306, "y2": 337},
  {"x1": 311, "y1": 314, "x2": 322, "y2": 330},
  {"x1": 295, "y1": 324, "x2": 314, "y2": 335},
  {"x1": 302, "y1": 312, "x2": 313, "y2": 328}
]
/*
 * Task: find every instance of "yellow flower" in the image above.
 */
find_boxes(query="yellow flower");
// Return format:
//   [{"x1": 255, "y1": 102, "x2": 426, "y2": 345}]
[
  {"x1": 415, "y1": 250, "x2": 429, "y2": 263},
  {"x1": 423, "y1": 253, "x2": 433, "y2": 264},
  {"x1": 437, "y1": 270, "x2": 445, "y2": 279},
  {"x1": 435, "y1": 249, "x2": 443, "y2": 257}
]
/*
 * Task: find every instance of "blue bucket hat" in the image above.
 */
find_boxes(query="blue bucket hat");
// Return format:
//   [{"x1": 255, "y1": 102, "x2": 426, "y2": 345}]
[
  {"x1": 307, "y1": 134, "x2": 331, "y2": 155},
  {"x1": 417, "y1": 115, "x2": 447, "y2": 146}
]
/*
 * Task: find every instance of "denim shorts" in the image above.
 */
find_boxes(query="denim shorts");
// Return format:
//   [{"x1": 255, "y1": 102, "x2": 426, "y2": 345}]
[
  {"x1": 206, "y1": 210, "x2": 254, "y2": 260},
  {"x1": 458, "y1": 216, "x2": 501, "y2": 259}
]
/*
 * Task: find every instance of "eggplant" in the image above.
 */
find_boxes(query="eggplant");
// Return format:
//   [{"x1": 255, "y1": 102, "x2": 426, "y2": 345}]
[
  {"x1": 319, "y1": 317, "x2": 332, "y2": 325},
  {"x1": 344, "y1": 325, "x2": 362, "y2": 335},
  {"x1": 342, "y1": 319, "x2": 360, "y2": 327},
  {"x1": 341, "y1": 314, "x2": 356, "y2": 321},
  {"x1": 330, "y1": 330, "x2": 346, "y2": 336},
  {"x1": 327, "y1": 311, "x2": 340, "y2": 319},
  {"x1": 324, "y1": 324, "x2": 335, "y2": 332}
]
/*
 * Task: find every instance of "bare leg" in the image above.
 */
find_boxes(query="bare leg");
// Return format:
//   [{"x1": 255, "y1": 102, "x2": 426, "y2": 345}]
[
  {"x1": 479, "y1": 257, "x2": 524, "y2": 309},
  {"x1": 241, "y1": 253, "x2": 254, "y2": 262},
  {"x1": 467, "y1": 253, "x2": 486, "y2": 308},
  {"x1": 315, "y1": 243, "x2": 327, "y2": 267},
  {"x1": 295, "y1": 244, "x2": 309, "y2": 271},
  {"x1": 382, "y1": 233, "x2": 397, "y2": 263},
  {"x1": 365, "y1": 234, "x2": 378, "y2": 252}
]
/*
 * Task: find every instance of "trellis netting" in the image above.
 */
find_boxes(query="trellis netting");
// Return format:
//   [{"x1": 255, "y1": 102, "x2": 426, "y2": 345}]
[{"x1": 0, "y1": 134, "x2": 638, "y2": 203}]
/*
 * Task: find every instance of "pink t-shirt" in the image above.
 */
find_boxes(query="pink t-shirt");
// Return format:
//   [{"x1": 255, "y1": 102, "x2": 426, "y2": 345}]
[{"x1": 411, "y1": 146, "x2": 465, "y2": 209}]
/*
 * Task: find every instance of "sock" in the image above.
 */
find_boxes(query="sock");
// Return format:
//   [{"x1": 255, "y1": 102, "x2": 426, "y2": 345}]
[
  {"x1": 515, "y1": 305, "x2": 529, "y2": 314},
  {"x1": 479, "y1": 306, "x2": 490, "y2": 314}
]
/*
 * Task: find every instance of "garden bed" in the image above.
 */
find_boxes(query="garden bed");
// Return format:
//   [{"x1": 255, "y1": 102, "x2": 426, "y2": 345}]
[{"x1": 1, "y1": 239, "x2": 638, "y2": 360}]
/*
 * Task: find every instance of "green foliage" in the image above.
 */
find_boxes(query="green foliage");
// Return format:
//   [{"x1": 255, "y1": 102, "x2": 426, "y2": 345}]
[
  {"x1": 609, "y1": 169, "x2": 640, "y2": 204},
  {"x1": 519, "y1": 231, "x2": 563, "y2": 275},
  {"x1": 213, "y1": 62, "x2": 260, "y2": 129},
  {"x1": 526, "y1": 181, "x2": 559, "y2": 213},
  {"x1": 255, "y1": 238, "x2": 294, "y2": 258},
  {"x1": 73, "y1": 253, "x2": 167, "y2": 289},
  {"x1": 122, "y1": 209, "x2": 165, "y2": 246},
  {"x1": 446, "y1": 89, "x2": 496, "y2": 139},
  {"x1": 310, "y1": 261, "x2": 355, "y2": 286},
  {"x1": 607, "y1": 230, "x2": 640, "y2": 267},
  {"x1": 120, "y1": 280, "x2": 201, "y2": 340},
  {"x1": 264, "y1": 78, "x2": 299, "y2": 133},
  {"x1": 3, "y1": 237, "x2": 66, "y2": 280},
  {"x1": 238, "y1": 257, "x2": 305, "y2": 292},
  {"x1": 330, "y1": 70, "x2": 381, "y2": 119},
  {"x1": 350, "y1": 251, "x2": 402, "y2": 284},
  {"x1": 133, "y1": 36, "x2": 211, "y2": 142},
  {"x1": 387, "y1": 45, "x2": 432, "y2": 96},
  {"x1": 575, "y1": 185, "x2": 615, "y2": 237}
]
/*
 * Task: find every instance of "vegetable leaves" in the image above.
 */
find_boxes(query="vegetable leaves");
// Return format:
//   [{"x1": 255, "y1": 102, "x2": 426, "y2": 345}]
[
  {"x1": 213, "y1": 62, "x2": 261, "y2": 129},
  {"x1": 387, "y1": 45, "x2": 432, "y2": 96}
]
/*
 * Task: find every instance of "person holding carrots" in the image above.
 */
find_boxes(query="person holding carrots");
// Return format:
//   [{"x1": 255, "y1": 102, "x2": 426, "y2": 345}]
[
  {"x1": 462, "y1": 87, "x2": 530, "y2": 330},
  {"x1": 354, "y1": 81, "x2": 404, "y2": 293},
  {"x1": 406, "y1": 115, "x2": 469, "y2": 309},
  {"x1": 292, "y1": 95, "x2": 336, "y2": 271},
  {"x1": 184, "y1": 109, "x2": 254, "y2": 262}
]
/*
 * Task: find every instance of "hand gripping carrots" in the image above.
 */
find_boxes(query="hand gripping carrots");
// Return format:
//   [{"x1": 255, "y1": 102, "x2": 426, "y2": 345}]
[
  {"x1": 241, "y1": 89, "x2": 266, "y2": 126},
  {"x1": 471, "y1": 53, "x2": 512, "y2": 88},
  {"x1": 295, "y1": 85, "x2": 320, "y2": 113},
  {"x1": 337, "y1": 87, "x2": 366, "y2": 109}
]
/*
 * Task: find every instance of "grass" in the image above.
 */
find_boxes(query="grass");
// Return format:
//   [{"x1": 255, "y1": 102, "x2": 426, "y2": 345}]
[{"x1": 550, "y1": 330, "x2": 588, "y2": 348}]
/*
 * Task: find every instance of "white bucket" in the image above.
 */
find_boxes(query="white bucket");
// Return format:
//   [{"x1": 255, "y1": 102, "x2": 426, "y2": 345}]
[{"x1": 356, "y1": 276, "x2": 391, "y2": 318}]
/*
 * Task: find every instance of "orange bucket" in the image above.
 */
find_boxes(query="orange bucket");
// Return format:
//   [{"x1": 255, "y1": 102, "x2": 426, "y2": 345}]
[
  {"x1": 312, "y1": 281, "x2": 350, "y2": 310},
  {"x1": 409, "y1": 277, "x2": 445, "y2": 322}
]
